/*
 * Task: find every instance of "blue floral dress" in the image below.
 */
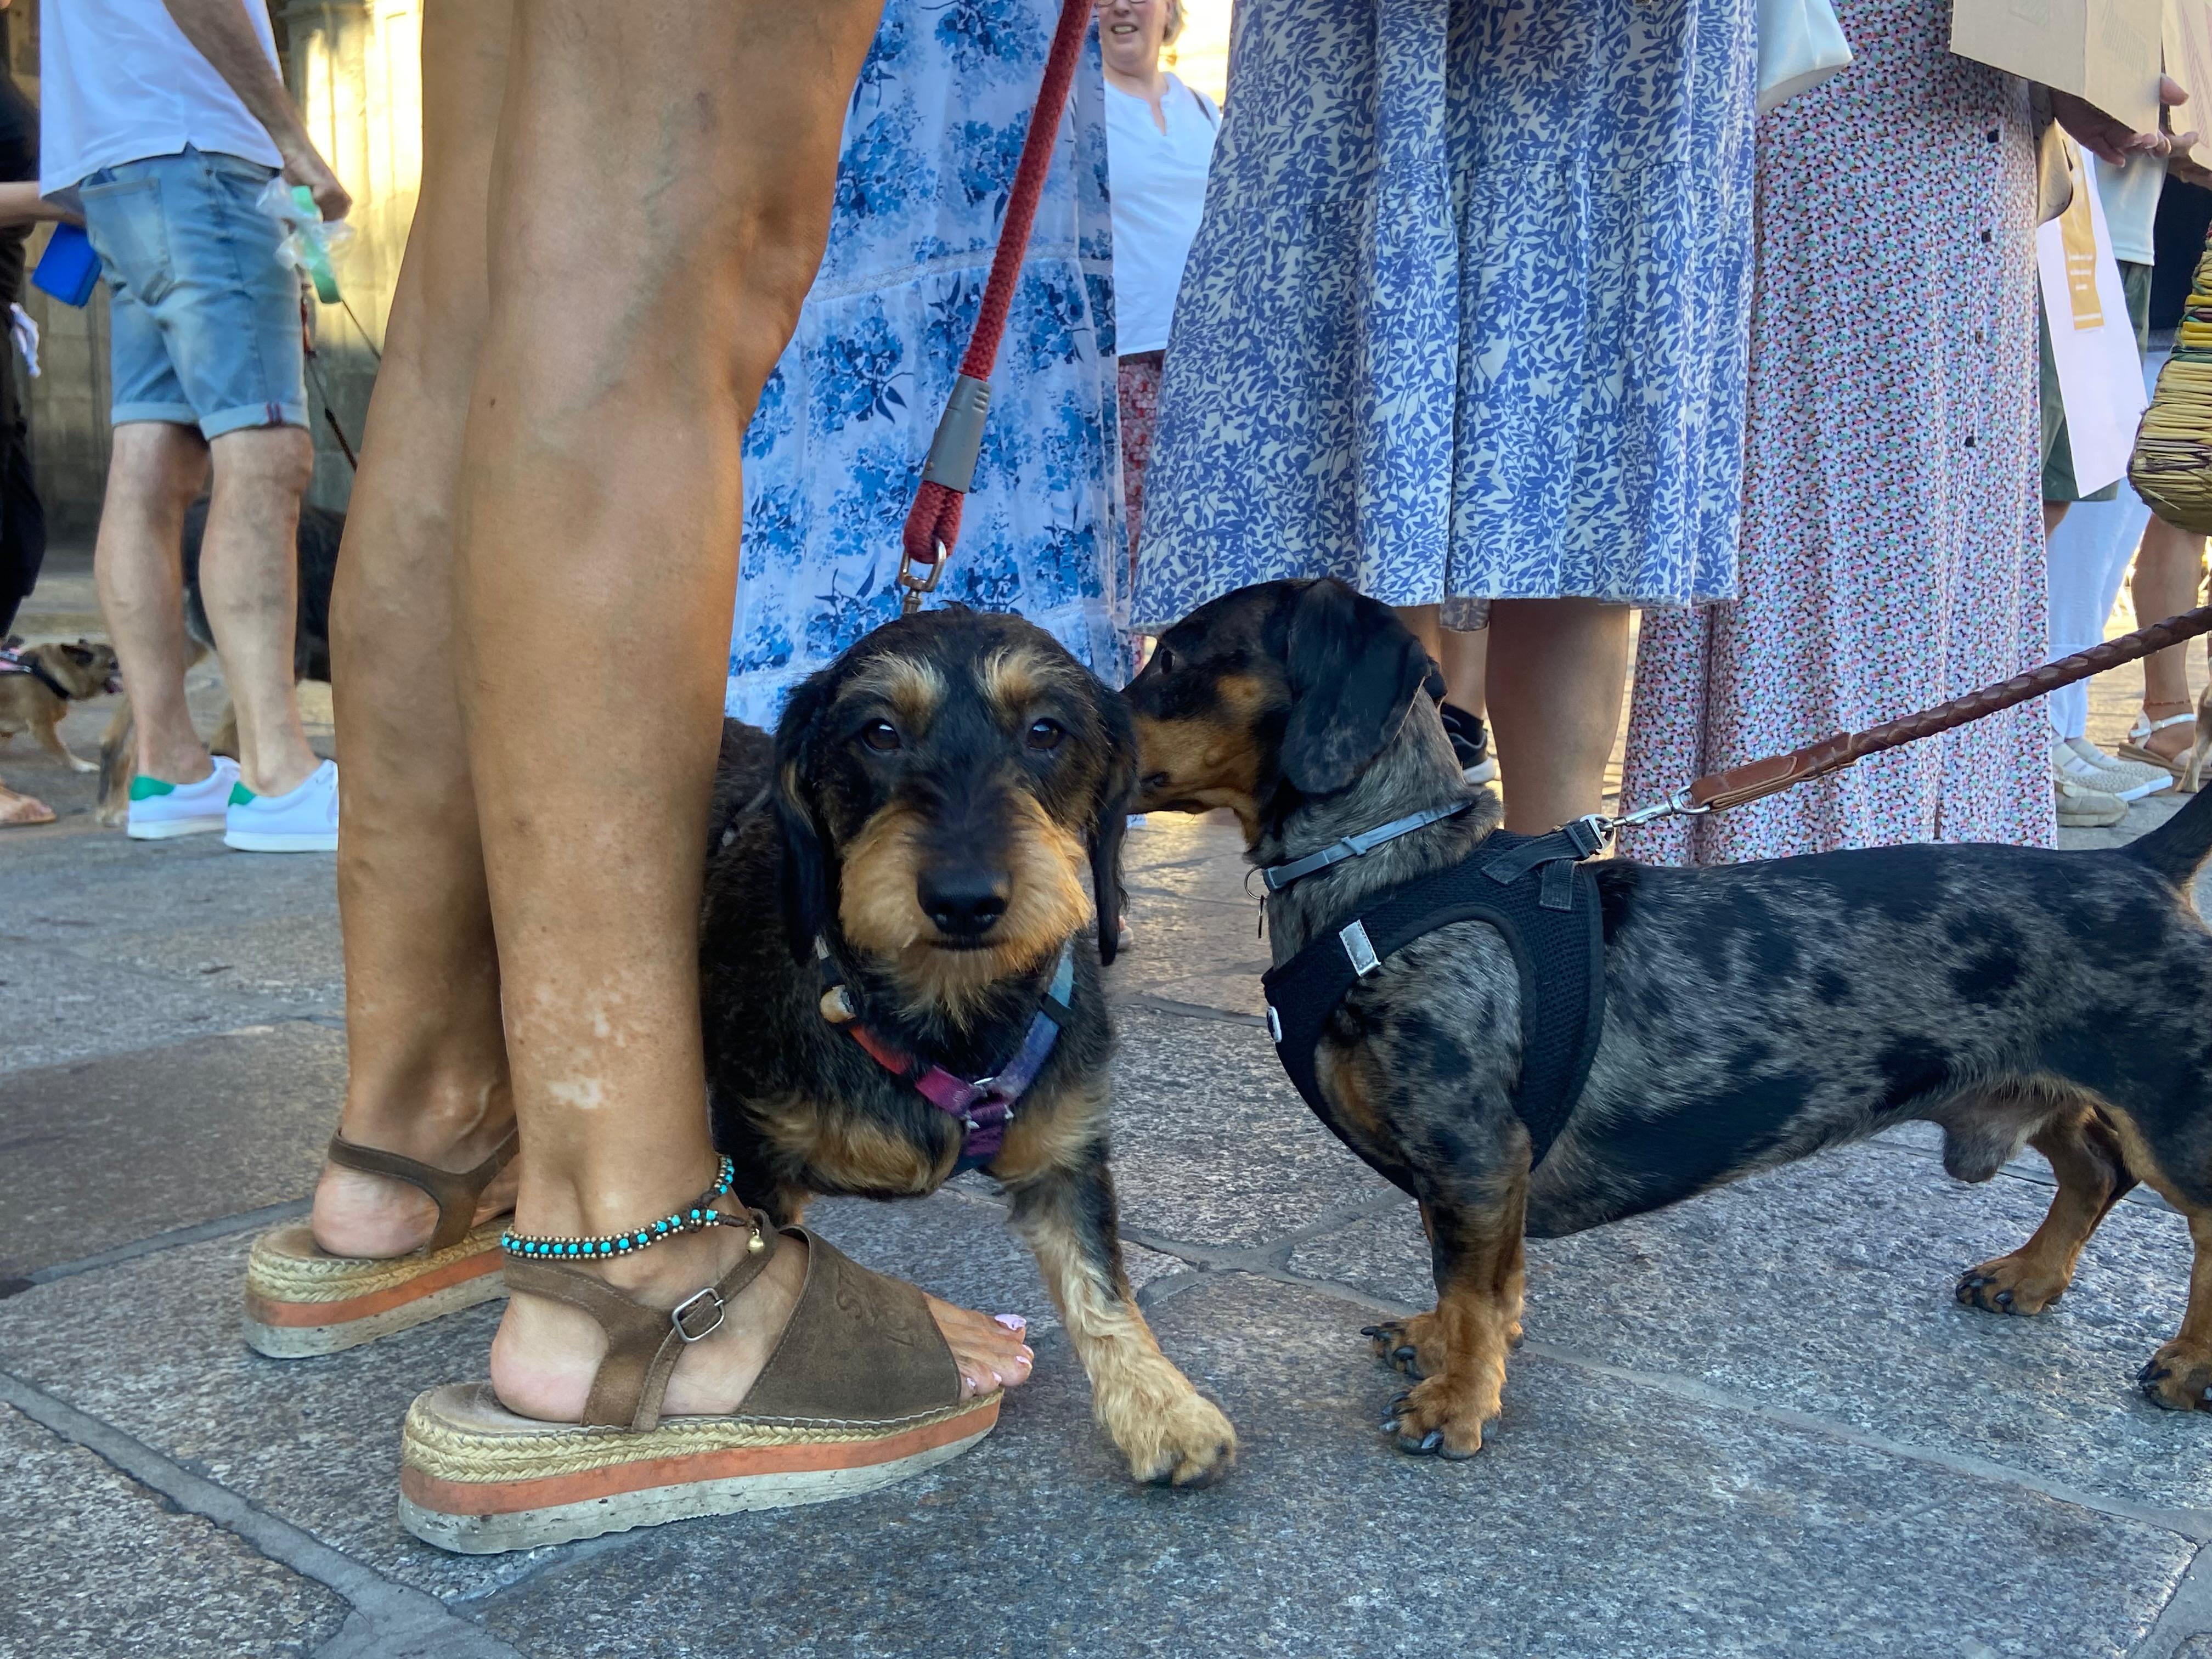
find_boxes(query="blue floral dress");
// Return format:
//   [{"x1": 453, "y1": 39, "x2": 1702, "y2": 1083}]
[
  {"x1": 1131, "y1": 0, "x2": 1757, "y2": 632},
  {"x1": 726, "y1": 1, "x2": 1127, "y2": 723}
]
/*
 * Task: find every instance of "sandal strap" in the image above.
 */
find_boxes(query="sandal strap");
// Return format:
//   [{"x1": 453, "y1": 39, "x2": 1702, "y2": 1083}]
[
  {"x1": 2135, "y1": 710, "x2": 2198, "y2": 737},
  {"x1": 742, "y1": 1226, "x2": 964, "y2": 1421},
  {"x1": 326, "y1": 1127, "x2": 518, "y2": 1254},
  {"x1": 502, "y1": 1210, "x2": 780, "y2": 1432}
]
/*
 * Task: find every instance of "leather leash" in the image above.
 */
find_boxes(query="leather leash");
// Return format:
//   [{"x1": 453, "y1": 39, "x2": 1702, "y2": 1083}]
[
  {"x1": 1611, "y1": 605, "x2": 2212, "y2": 834},
  {"x1": 896, "y1": 0, "x2": 1093, "y2": 615}
]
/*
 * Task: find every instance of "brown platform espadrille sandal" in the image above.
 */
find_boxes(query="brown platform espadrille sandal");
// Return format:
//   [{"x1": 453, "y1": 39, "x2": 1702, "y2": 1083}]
[
  {"x1": 242, "y1": 1129, "x2": 518, "y2": 1358},
  {"x1": 397, "y1": 1206, "x2": 997, "y2": 1554}
]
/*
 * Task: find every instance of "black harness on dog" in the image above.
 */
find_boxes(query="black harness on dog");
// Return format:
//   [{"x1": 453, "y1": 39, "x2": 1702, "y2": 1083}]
[
  {"x1": 1260, "y1": 815, "x2": 1609, "y2": 1172},
  {"x1": 0, "y1": 647, "x2": 70, "y2": 701}
]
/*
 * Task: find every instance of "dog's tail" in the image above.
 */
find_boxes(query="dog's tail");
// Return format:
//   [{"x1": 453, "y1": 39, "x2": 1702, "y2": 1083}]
[{"x1": 2123, "y1": 783, "x2": 2212, "y2": 887}]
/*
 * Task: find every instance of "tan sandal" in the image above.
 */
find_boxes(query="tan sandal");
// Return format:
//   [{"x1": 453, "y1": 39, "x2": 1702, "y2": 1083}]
[
  {"x1": 242, "y1": 1130, "x2": 518, "y2": 1358},
  {"x1": 2120, "y1": 706, "x2": 2201, "y2": 793},
  {"x1": 397, "y1": 1211, "x2": 998, "y2": 1554}
]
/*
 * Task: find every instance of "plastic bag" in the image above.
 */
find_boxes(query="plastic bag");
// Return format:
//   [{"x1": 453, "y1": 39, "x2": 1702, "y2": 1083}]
[{"x1": 256, "y1": 177, "x2": 353, "y2": 303}]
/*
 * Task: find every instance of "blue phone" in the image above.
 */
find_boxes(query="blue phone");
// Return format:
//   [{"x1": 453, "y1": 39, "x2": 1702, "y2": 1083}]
[{"x1": 32, "y1": 222, "x2": 100, "y2": 308}]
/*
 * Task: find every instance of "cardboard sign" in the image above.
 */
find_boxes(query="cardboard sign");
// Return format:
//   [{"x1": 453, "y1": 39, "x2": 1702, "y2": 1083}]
[
  {"x1": 1951, "y1": 0, "x2": 2160, "y2": 133},
  {"x1": 2166, "y1": 0, "x2": 2212, "y2": 123},
  {"x1": 2036, "y1": 137, "x2": 2149, "y2": 494}
]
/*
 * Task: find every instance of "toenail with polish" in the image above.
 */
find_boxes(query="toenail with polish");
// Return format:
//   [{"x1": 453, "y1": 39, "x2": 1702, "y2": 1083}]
[{"x1": 994, "y1": 1314, "x2": 1026, "y2": 1331}]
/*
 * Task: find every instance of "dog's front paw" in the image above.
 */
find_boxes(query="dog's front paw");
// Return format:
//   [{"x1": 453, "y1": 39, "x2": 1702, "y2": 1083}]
[
  {"x1": 1363, "y1": 1313, "x2": 1442, "y2": 1380},
  {"x1": 1104, "y1": 1377, "x2": 1237, "y2": 1487},
  {"x1": 1955, "y1": 1252, "x2": 2069, "y2": 1317},
  {"x1": 1379, "y1": 1373, "x2": 1498, "y2": 1460},
  {"x1": 2137, "y1": 1341, "x2": 2212, "y2": 1412}
]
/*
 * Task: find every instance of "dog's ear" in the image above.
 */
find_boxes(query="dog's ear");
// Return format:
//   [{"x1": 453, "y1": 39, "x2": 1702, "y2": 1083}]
[
  {"x1": 59, "y1": 644, "x2": 92, "y2": 665},
  {"x1": 772, "y1": 673, "x2": 838, "y2": 963},
  {"x1": 1280, "y1": 579, "x2": 1431, "y2": 795},
  {"x1": 1088, "y1": 679, "x2": 1139, "y2": 966}
]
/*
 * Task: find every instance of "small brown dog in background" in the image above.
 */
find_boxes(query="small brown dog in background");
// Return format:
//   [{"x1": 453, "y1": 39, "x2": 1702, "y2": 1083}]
[{"x1": 0, "y1": 639, "x2": 122, "y2": 772}]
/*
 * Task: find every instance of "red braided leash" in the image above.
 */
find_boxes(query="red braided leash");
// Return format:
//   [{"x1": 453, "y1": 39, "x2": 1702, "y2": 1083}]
[{"x1": 897, "y1": 0, "x2": 1096, "y2": 614}]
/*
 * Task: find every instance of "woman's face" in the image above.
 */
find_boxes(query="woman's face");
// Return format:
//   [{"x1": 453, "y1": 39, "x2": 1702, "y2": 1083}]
[{"x1": 1096, "y1": 0, "x2": 1169, "y2": 79}]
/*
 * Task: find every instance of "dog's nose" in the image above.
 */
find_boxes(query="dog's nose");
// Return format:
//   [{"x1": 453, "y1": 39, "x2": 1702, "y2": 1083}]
[{"x1": 919, "y1": 868, "x2": 1010, "y2": 939}]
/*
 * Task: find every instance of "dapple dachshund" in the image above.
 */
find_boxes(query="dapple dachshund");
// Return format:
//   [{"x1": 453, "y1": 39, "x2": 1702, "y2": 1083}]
[
  {"x1": 699, "y1": 606, "x2": 1236, "y2": 1486},
  {"x1": 1126, "y1": 577, "x2": 2212, "y2": 1459}
]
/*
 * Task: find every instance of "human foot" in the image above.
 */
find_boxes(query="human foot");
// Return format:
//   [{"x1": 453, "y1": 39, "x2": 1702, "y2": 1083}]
[
  {"x1": 0, "y1": 782, "x2": 53, "y2": 825},
  {"x1": 310, "y1": 1112, "x2": 520, "y2": 1260},
  {"x1": 489, "y1": 1215, "x2": 1034, "y2": 1423},
  {"x1": 2131, "y1": 701, "x2": 2198, "y2": 767}
]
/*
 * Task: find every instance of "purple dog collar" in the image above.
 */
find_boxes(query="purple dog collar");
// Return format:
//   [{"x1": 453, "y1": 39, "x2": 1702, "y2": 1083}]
[{"x1": 826, "y1": 940, "x2": 1077, "y2": 1164}]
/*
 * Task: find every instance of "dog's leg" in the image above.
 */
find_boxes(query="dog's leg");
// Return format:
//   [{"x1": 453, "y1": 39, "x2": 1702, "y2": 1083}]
[
  {"x1": 1957, "y1": 1104, "x2": 2136, "y2": 1316},
  {"x1": 1380, "y1": 1166, "x2": 1527, "y2": 1460},
  {"x1": 208, "y1": 699, "x2": 240, "y2": 763},
  {"x1": 31, "y1": 709, "x2": 96, "y2": 773},
  {"x1": 2092, "y1": 1113, "x2": 2212, "y2": 1412},
  {"x1": 97, "y1": 696, "x2": 137, "y2": 827},
  {"x1": 1006, "y1": 1151, "x2": 1236, "y2": 1486},
  {"x1": 1367, "y1": 1199, "x2": 1526, "y2": 1382}
]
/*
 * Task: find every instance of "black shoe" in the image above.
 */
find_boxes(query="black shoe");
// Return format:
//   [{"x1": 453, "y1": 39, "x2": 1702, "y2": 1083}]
[{"x1": 1440, "y1": 703, "x2": 1497, "y2": 785}]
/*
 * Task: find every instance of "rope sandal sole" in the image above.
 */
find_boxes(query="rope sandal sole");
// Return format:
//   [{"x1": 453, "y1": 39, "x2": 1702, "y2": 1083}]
[
  {"x1": 242, "y1": 1130, "x2": 517, "y2": 1358},
  {"x1": 398, "y1": 1193, "x2": 996, "y2": 1554}
]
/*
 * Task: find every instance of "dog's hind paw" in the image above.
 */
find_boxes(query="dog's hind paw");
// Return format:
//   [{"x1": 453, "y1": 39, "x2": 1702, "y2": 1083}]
[
  {"x1": 1955, "y1": 1254, "x2": 2069, "y2": 1317},
  {"x1": 2137, "y1": 1343, "x2": 2212, "y2": 1412},
  {"x1": 1379, "y1": 1375, "x2": 1494, "y2": 1460}
]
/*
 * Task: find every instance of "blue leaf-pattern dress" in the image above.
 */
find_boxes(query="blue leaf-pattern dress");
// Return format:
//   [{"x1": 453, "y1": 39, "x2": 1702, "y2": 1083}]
[
  {"x1": 726, "y1": 0, "x2": 1128, "y2": 723},
  {"x1": 1131, "y1": 0, "x2": 1757, "y2": 632}
]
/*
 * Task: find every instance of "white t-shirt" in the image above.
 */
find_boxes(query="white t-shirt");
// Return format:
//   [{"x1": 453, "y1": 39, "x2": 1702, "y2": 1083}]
[
  {"x1": 2095, "y1": 153, "x2": 2165, "y2": 269},
  {"x1": 1103, "y1": 74, "x2": 1220, "y2": 357},
  {"x1": 40, "y1": 0, "x2": 284, "y2": 195}
]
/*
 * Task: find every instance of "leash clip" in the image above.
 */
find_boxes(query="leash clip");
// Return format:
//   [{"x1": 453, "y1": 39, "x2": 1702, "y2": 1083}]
[{"x1": 1598, "y1": 787, "x2": 1710, "y2": 840}]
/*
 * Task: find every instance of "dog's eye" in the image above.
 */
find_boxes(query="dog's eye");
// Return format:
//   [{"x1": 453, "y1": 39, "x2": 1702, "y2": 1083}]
[
  {"x1": 1026, "y1": 718, "x2": 1065, "y2": 752},
  {"x1": 860, "y1": 720, "x2": 901, "y2": 752},
  {"x1": 1152, "y1": 645, "x2": 1175, "y2": 674}
]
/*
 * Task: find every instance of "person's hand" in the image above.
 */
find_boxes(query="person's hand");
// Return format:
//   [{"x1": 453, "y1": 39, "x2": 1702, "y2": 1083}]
[
  {"x1": 280, "y1": 139, "x2": 352, "y2": 223},
  {"x1": 2051, "y1": 77, "x2": 2197, "y2": 167}
]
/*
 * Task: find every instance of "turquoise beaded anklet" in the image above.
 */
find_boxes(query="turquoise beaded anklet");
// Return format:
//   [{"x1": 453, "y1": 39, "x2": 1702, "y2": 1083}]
[{"x1": 500, "y1": 1156, "x2": 762, "y2": 1260}]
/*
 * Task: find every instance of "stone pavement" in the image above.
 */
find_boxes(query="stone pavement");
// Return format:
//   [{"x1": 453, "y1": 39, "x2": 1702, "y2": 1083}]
[{"x1": 12, "y1": 563, "x2": 2212, "y2": 1657}]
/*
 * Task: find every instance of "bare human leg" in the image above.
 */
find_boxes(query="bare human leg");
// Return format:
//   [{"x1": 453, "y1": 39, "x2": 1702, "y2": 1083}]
[
  {"x1": 199, "y1": 426, "x2": 321, "y2": 796},
  {"x1": 311, "y1": 0, "x2": 518, "y2": 1263},
  {"x1": 94, "y1": 422, "x2": 211, "y2": 786},
  {"x1": 2133, "y1": 515, "x2": 2207, "y2": 766},
  {"x1": 1484, "y1": 597, "x2": 1632, "y2": 835},
  {"x1": 440, "y1": 0, "x2": 1028, "y2": 1416},
  {"x1": 1393, "y1": 603, "x2": 1489, "y2": 717}
]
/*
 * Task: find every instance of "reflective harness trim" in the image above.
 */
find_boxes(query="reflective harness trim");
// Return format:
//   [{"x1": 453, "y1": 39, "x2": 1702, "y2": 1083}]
[
  {"x1": 1260, "y1": 823, "x2": 1607, "y2": 1174},
  {"x1": 819, "y1": 940, "x2": 1076, "y2": 1171}
]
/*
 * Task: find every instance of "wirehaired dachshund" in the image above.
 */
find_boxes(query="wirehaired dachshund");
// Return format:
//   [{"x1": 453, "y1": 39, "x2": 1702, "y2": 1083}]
[
  {"x1": 699, "y1": 606, "x2": 1235, "y2": 1487},
  {"x1": 1126, "y1": 577, "x2": 2212, "y2": 1459}
]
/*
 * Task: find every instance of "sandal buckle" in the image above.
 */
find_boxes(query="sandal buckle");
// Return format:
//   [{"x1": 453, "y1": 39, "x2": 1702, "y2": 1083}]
[{"x1": 671, "y1": 1285, "x2": 725, "y2": 1344}]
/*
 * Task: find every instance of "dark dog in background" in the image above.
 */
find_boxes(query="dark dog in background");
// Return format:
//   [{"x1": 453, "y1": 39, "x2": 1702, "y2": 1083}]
[
  {"x1": 1127, "y1": 578, "x2": 2212, "y2": 1459},
  {"x1": 96, "y1": 499, "x2": 343, "y2": 825},
  {"x1": 699, "y1": 606, "x2": 1235, "y2": 1487}
]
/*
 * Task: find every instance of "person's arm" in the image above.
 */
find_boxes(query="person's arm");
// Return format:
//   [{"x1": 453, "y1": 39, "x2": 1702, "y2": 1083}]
[
  {"x1": 0, "y1": 180, "x2": 80, "y2": 228},
  {"x1": 157, "y1": 0, "x2": 351, "y2": 220}
]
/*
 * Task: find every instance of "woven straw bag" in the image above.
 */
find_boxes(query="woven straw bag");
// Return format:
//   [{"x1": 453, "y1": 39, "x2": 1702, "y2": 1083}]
[{"x1": 2130, "y1": 224, "x2": 2212, "y2": 532}]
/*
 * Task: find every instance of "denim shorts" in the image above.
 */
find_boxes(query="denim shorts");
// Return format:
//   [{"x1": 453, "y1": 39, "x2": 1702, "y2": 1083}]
[{"x1": 79, "y1": 146, "x2": 307, "y2": 439}]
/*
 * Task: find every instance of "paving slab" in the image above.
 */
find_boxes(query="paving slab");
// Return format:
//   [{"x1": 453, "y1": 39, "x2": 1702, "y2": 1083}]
[
  {"x1": 0, "y1": 1188, "x2": 1192, "y2": 1610},
  {"x1": 0, "y1": 1022, "x2": 342, "y2": 1276},
  {"x1": 469, "y1": 1273, "x2": 2190, "y2": 1659},
  {"x1": 1286, "y1": 1138, "x2": 2212, "y2": 1519},
  {"x1": 1107, "y1": 1005, "x2": 1397, "y2": 1251},
  {"x1": 1, "y1": 1401, "x2": 349, "y2": 1658},
  {"x1": 0, "y1": 937, "x2": 312, "y2": 1077}
]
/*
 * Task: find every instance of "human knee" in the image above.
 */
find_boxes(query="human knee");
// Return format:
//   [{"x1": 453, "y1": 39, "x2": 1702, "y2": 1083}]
[
  {"x1": 210, "y1": 425, "x2": 315, "y2": 504},
  {"x1": 105, "y1": 422, "x2": 209, "y2": 514}
]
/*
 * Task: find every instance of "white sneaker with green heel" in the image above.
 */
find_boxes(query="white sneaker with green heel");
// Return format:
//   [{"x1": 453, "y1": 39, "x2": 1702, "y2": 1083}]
[
  {"x1": 224, "y1": 760, "x2": 340, "y2": 853},
  {"x1": 125, "y1": 757, "x2": 240, "y2": 840}
]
